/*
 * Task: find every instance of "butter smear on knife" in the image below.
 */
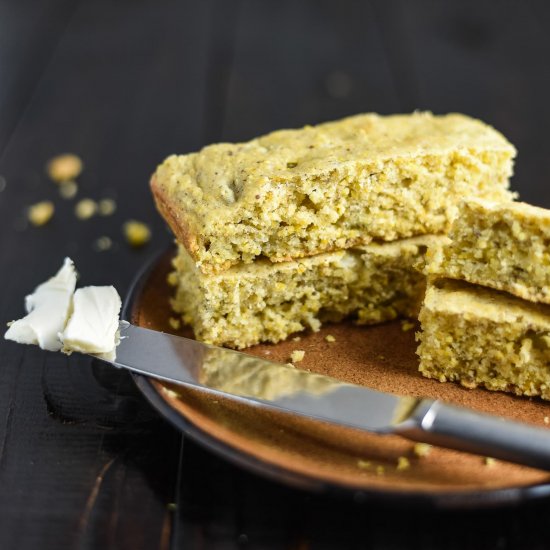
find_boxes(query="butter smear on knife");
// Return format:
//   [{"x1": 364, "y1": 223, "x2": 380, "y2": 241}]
[{"x1": 5, "y1": 258, "x2": 121, "y2": 358}]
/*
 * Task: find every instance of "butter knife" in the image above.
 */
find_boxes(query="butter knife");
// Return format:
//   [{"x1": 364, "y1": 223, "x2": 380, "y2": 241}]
[{"x1": 108, "y1": 321, "x2": 550, "y2": 471}]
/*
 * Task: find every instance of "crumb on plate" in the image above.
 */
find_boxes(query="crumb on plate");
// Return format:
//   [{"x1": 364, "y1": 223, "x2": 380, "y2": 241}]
[
  {"x1": 396, "y1": 456, "x2": 410, "y2": 471},
  {"x1": 413, "y1": 443, "x2": 432, "y2": 457}
]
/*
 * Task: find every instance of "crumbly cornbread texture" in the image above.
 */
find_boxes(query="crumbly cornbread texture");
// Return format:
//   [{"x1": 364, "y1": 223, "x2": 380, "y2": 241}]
[
  {"x1": 425, "y1": 199, "x2": 550, "y2": 304},
  {"x1": 171, "y1": 236, "x2": 438, "y2": 349},
  {"x1": 152, "y1": 112, "x2": 516, "y2": 274},
  {"x1": 417, "y1": 279, "x2": 550, "y2": 400}
]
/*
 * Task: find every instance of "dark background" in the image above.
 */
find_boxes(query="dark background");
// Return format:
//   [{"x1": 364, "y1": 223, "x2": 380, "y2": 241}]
[{"x1": 2, "y1": 1, "x2": 550, "y2": 548}]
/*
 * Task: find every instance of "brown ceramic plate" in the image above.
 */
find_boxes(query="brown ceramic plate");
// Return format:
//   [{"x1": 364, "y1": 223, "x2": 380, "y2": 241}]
[{"x1": 126, "y1": 248, "x2": 550, "y2": 506}]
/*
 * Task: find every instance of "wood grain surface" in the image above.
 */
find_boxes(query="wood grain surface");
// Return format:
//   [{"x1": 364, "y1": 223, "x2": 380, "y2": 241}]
[{"x1": 2, "y1": 1, "x2": 550, "y2": 548}]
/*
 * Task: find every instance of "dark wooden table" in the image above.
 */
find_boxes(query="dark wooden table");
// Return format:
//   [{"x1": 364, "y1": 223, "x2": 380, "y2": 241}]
[{"x1": 2, "y1": 1, "x2": 550, "y2": 548}]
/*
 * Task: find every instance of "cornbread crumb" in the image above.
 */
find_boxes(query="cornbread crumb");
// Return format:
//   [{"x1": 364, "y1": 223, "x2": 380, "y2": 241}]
[
  {"x1": 94, "y1": 236, "x2": 112, "y2": 251},
  {"x1": 286, "y1": 362, "x2": 296, "y2": 368},
  {"x1": 417, "y1": 279, "x2": 550, "y2": 400},
  {"x1": 98, "y1": 198, "x2": 117, "y2": 216},
  {"x1": 375, "y1": 465, "x2": 385, "y2": 476},
  {"x1": 152, "y1": 113, "x2": 515, "y2": 274},
  {"x1": 28, "y1": 201, "x2": 54, "y2": 226},
  {"x1": 171, "y1": 236, "x2": 436, "y2": 348},
  {"x1": 124, "y1": 220, "x2": 151, "y2": 247},
  {"x1": 484, "y1": 457, "x2": 496, "y2": 467},
  {"x1": 357, "y1": 460, "x2": 371, "y2": 470},
  {"x1": 168, "y1": 317, "x2": 181, "y2": 330},
  {"x1": 544, "y1": 416, "x2": 550, "y2": 425},
  {"x1": 47, "y1": 153, "x2": 83, "y2": 183},
  {"x1": 325, "y1": 334, "x2": 336, "y2": 343},
  {"x1": 413, "y1": 443, "x2": 432, "y2": 457},
  {"x1": 292, "y1": 336, "x2": 301, "y2": 342},
  {"x1": 290, "y1": 350, "x2": 305, "y2": 363},
  {"x1": 425, "y1": 199, "x2": 550, "y2": 304},
  {"x1": 396, "y1": 456, "x2": 411, "y2": 471},
  {"x1": 75, "y1": 198, "x2": 97, "y2": 220},
  {"x1": 401, "y1": 320, "x2": 415, "y2": 332},
  {"x1": 59, "y1": 181, "x2": 78, "y2": 199},
  {"x1": 167, "y1": 272, "x2": 178, "y2": 286}
]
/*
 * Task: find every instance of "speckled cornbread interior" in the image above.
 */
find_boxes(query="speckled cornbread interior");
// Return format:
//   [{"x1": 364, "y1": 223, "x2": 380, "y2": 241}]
[{"x1": 133, "y1": 250, "x2": 550, "y2": 495}]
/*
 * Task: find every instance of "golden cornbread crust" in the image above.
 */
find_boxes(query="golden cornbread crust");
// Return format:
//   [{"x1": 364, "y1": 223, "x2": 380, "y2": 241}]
[
  {"x1": 417, "y1": 279, "x2": 550, "y2": 400},
  {"x1": 151, "y1": 112, "x2": 516, "y2": 274},
  {"x1": 425, "y1": 199, "x2": 550, "y2": 304},
  {"x1": 151, "y1": 173, "x2": 202, "y2": 259},
  {"x1": 170, "y1": 236, "x2": 439, "y2": 349}
]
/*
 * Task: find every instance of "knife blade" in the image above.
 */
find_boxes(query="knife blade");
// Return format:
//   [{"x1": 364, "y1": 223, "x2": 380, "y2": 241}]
[{"x1": 108, "y1": 321, "x2": 550, "y2": 471}]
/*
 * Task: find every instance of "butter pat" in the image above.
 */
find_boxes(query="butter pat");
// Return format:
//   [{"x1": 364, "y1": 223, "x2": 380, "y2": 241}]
[
  {"x1": 5, "y1": 258, "x2": 76, "y2": 351},
  {"x1": 61, "y1": 286, "x2": 121, "y2": 355}
]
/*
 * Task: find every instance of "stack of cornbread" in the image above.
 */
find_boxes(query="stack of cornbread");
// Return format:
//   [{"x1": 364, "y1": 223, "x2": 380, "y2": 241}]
[
  {"x1": 418, "y1": 199, "x2": 550, "y2": 400},
  {"x1": 151, "y1": 112, "x2": 515, "y2": 349}
]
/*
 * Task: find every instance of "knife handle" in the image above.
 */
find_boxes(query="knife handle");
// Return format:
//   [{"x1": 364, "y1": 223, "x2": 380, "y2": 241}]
[{"x1": 396, "y1": 399, "x2": 550, "y2": 471}]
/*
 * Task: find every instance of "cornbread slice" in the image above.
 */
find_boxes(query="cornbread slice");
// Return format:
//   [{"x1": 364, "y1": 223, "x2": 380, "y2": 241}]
[
  {"x1": 170, "y1": 236, "x2": 439, "y2": 349},
  {"x1": 425, "y1": 199, "x2": 550, "y2": 304},
  {"x1": 417, "y1": 279, "x2": 550, "y2": 400},
  {"x1": 152, "y1": 112, "x2": 515, "y2": 274}
]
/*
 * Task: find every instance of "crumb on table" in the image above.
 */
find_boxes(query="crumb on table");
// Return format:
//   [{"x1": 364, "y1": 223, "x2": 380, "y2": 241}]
[
  {"x1": 46, "y1": 153, "x2": 83, "y2": 183},
  {"x1": 401, "y1": 320, "x2": 415, "y2": 332},
  {"x1": 59, "y1": 181, "x2": 78, "y2": 199},
  {"x1": 28, "y1": 201, "x2": 54, "y2": 226},
  {"x1": 325, "y1": 334, "x2": 336, "y2": 342},
  {"x1": 123, "y1": 220, "x2": 151, "y2": 247},
  {"x1": 94, "y1": 236, "x2": 112, "y2": 251},
  {"x1": 98, "y1": 198, "x2": 117, "y2": 216},
  {"x1": 75, "y1": 198, "x2": 97, "y2": 220},
  {"x1": 290, "y1": 350, "x2": 305, "y2": 363}
]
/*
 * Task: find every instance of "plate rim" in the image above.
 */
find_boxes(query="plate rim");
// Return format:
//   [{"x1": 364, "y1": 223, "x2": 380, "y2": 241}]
[{"x1": 123, "y1": 245, "x2": 550, "y2": 507}]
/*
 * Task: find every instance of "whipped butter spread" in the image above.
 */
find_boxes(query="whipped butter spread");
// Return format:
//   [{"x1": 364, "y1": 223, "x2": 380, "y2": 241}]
[
  {"x1": 5, "y1": 258, "x2": 121, "y2": 358},
  {"x1": 5, "y1": 258, "x2": 77, "y2": 351}
]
